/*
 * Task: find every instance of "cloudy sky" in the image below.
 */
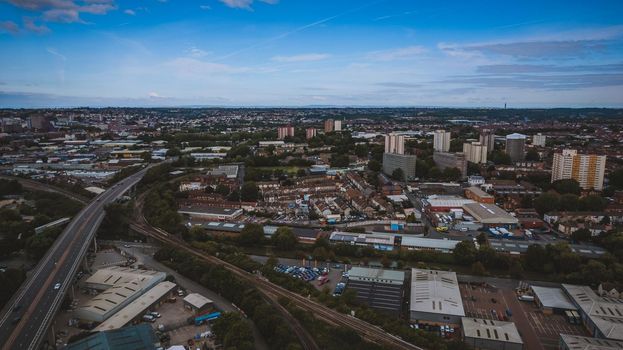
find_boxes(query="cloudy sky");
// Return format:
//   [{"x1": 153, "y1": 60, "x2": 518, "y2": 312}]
[{"x1": 1, "y1": 0, "x2": 622, "y2": 108}]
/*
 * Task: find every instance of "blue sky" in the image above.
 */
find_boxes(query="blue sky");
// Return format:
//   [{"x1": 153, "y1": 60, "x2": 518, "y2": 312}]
[{"x1": 1, "y1": 0, "x2": 622, "y2": 108}]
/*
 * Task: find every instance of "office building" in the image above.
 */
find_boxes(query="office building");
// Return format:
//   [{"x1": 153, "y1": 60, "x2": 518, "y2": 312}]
[
  {"x1": 334, "y1": 119, "x2": 342, "y2": 131},
  {"x1": 383, "y1": 152, "x2": 417, "y2": 180},
  {"x1": 433, "y1": 130, "x2": 451, "y2": 152},
  {"x1": 551, "y1": 149, "x2": 606, "y2": 191},
  {"x1": 533, "y1": 133, "x2": 547, "y2": 147},
  {"x1": 505, "y1": 133, "x2": 526, "y2": 162},
  {"x1": 306, "y1": 128, "x2": 317, "y2": 139},
  {"x1": 479, "y1": 129, "x2": 496, "y2": 151},
  {"x1": 461, "y1": 317, "x2": 523, "y2": 350},
  {"x1": 563, "y1": 284, "x2": 623, "y2": 340},
  {"x1": 559, "y1": 334, "x2": 623, "y2": 350},
  {"x1": 346, "y1": 267, "x2": 405, "y2": 316},
  {"x1": 277, "y1": 125, "x2": 294, "y2": 140},
  {"x1": 409, "y1": 268, "x2": 465, "y2": 325},
  {"x1": 384, "y1": 133, "x2": 405, "y2": 155},
  {"x1": 324, "y1": 119, "x2": 334, "y2": 133},
  {"x1": 433, "y1": 152, "x2": 467, "y2": 178},
  {"x1": 463, "y1": 141, "x2": 488, "y2": 164}
]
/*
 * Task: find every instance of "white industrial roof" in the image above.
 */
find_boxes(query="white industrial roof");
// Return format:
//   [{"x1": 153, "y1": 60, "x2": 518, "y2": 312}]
[
  {"x1": 461, "y1": 317, "x2": 523, "y2": 344},
  {"x1": 462, "y1": 203, "x2": 518, "y2": 224},
  {"x1": 506, "y1": 133, "x2": 526, "y2": 140},
  {"x1": 410, "y1": 269, "x2": 465, "y2": 317},
  {"x1": 425, "y1": 195, "x2": 475, "y2": 208},
  {"x1": 531, "y1": 286, "x2": 577, "y2": 311},
  {"x1": 348, "y1": 267, "x2": 405, "y2": 285},
  {"x1": 563, "y1": 284, "x2": 623, "y2": 341},
  {"x1": 560, "y1": 334, "x2": 623, "y2": 350},
  {"x1": 85, "y1": 267, "x2": 166, "y2": 289},
  {"x1": 95, "y1": 281, "x2": 177, "y2": 332},
  {"x1": 184, "y1": 293, "x2": 214, "y2": 309},
  {"x1": 401, "y1": 236, "x2": 459, "y2": 251}
]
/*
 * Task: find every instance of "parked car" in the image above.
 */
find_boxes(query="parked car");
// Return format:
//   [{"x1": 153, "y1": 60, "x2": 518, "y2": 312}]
[{"x1": 54, "y1": 283, "x2": 61, "y2": 290}]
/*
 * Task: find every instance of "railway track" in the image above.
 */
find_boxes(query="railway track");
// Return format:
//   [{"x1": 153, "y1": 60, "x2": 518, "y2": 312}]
[{"x1": 130, "y1": 198, "x2": 423, "y2": 350}]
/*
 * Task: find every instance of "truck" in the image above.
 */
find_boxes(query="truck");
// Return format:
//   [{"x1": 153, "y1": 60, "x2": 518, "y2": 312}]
[{"x1": 518, "y1": 295, "x2": 535, "y2": 302}]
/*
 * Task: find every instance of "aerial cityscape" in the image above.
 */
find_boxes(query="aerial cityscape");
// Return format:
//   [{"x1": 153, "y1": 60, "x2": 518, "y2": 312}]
[{"x1": 1, "y1": 1, "x2": 623, "y2": 350}]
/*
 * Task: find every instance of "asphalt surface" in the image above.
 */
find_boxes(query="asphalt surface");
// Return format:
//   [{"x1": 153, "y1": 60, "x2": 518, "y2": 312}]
[{"x1": 0, "y1": 168, "x2": 150, "y2": 350}]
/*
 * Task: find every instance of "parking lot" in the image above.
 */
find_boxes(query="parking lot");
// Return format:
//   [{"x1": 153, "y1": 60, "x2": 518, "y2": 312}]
[{"x1": 460, "y1": 282, "x2": 587, "y2": 350}]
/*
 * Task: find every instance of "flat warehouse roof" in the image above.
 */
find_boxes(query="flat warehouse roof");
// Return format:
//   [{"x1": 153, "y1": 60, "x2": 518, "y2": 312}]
[
  {"x1": 410, "y1": 268, "x2": 465, "y2": 317},
  {"x1": 531, "y1": 286, "x2": 577, "y2": 310},
  {"x1": 85, "y1": 267, "x2": 165, "y2": 288},
  {"x1": 462, "y1": 317, "x2": 522, "y2": 344},
  {"x1": 95, "y1": 281, "x2": 177, "y2": 332},
  {"x1": 560, "y1": 334, "x2": 623, "y2": 349},
  {"x1": 348, "y1": 267, "x2": 405, "y2": 285},
  {"x1": 563, "y1": 284, "x2": 623, "y2": 341},
  {"x1": 462, "y1": 203, "x2": 518, "y2": 224},
  {"x1": 184, "y1": 293, "x2": 213, "y2": 308}
]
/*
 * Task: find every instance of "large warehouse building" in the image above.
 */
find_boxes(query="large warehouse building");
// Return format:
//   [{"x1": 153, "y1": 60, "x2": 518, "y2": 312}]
[
  {"x1": 531, "y1": 286, "x2": 577, "y2": 315},
  {"x1": 410, "y1": 269, "x2": 465, "y2": 326},
  {"x1": 461, "y1": 317, "x2": 523, "y2": 350},
  {"x1": 563, "y1": 284, "x2": 623, "y2": 341},
  {"x1": 462, "y1": 202, "x2": 519, "y2": 229},
  {"x1": 559, "y1": 334, "x2": 623, "y2": 350},
  {"x1": 346, "y1": 267, "x2": 405, "y2": 316}
]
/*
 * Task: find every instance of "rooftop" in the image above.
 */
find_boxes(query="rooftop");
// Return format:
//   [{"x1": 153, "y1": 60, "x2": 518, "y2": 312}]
[
  {"x1": 462, "y1": 203, "x2": 519, "y2": 224},
  {"x1": 183, "y1": 293, "x2": 213, "y2": 309},
  {"x1": 559, "y1": 334, "x2": 623, "y2": 350},
  {"x1": 461, "y1": 317, "x2": 523, "y2": 344},
  {"x1": 401, "y1": 236, "x2": 459, "y2": 251},
  {"x1": 425, "y1": 195, "x2": 475, "y2": 208},
  {"x1": 347, "y1": 267, "x2": 405, "y2": 285},
  {"x1": 563, "y1": 284, "x2": 623, "y2": 341},
  {"x1": 65, "y1": 324, "x2": 157, "y2": 350},
  {"x1": 410, "y1": 268, "x2": 465, "y2": 317},
  {"x1": 94, "y1": 281, "x2": 177, "y2": 332},
  {"x1": 85, "y1": 267, "x2": 166, "y2": 290},
  {"x1": 531, "y1": 286, "x2": 577, "y2": 311}
]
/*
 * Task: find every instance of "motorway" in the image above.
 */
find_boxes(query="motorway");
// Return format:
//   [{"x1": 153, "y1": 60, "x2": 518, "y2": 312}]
[{"x1": 0, "y1": 168, "x2": 150, "y2": 350}]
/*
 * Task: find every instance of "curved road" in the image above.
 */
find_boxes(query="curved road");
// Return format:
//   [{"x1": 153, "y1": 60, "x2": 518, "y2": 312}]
[{"x1": 0, "y1": 168, "x2": 150, "y2": 350}]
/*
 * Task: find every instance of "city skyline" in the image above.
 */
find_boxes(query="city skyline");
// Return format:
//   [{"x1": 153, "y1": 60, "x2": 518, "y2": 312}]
[{"x1": 1, "y1": 0, "x2": 623, "y2": 108}]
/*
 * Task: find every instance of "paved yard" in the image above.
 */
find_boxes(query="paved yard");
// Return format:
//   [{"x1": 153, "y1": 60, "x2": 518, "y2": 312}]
[{"x1": 460, "y1": 282, "x2": 588, "y2": 350}]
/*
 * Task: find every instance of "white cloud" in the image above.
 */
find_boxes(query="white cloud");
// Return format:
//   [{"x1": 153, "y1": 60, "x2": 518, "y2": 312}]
[
  {"x1": 23, "y1": 17, "x2": 50, "y2": 34},
  {"x1": 271, "y1": 53, "x2": 330, "y2": 63},
  {"x1": 5, "y1": 0, "x2": 117, "y2": 24},
  {"x1": 0, "y1": 20, "x2": 19, "y2": 34},
  {"x1": 188, "y1": 47, "x2": 210, "y2": 58},
  {"x1": 199, "y1": 5, "x2": 211, "y2": 10},
  {"x1": 219, "y1": 0, "x2": 278, "y2": 10},
  {"x1": 164, "y1": 57, "x2": 250, "y2": 76},
  {"x1": 124, "y1": 9, "x2": 136, "y2": 16},
  {"x1": 47, "y1": 47, "x2": 67, "y2": 61},
  {"x1": 366, "y1": 46, "x2": 428, "y2": 61}
]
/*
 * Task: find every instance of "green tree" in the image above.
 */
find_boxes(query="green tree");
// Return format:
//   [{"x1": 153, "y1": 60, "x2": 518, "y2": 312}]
[
  {"x1": 239, "y1": 223, "x2": 264, "y2": 246},
  {"x1": 272, "y1": 227, "x2": 298, "y2": 250},
  {"x1": 525, "y1": 149, "x2": 540, "y2": 161},
  {"x1": 571, "y1": 228, "x2": 592, "y2": 242},
  {"x1": 552, "y1": 179, "x2": 581, "y2": 195},
  {"x1": 534, "y1": 192, "x2": 560, "y2": 215},
  {"x1": 367, "y1": 159, "x2": 381, "y2": 172},
  {"x1": 609, "y1": 167, "x2": 623, "y2": 190},
  {"x1": 391, "y1": 168, "x2": 405, "y2": 182},
  {"x1": 240, "y1": 182, "x2": 260, "y2": 202},
  {"x1": 559, "y1": 194, "x2": 580, "y2": 212},
  {"x1": 471, "y1": 261, "x2": 487, "y2": 275},
  {"x1": 453, "y1": 241, "x2": 478, "y2": 265},
  {"x1": 579, "y1": 195, "x2": 607, "y2": 211}
]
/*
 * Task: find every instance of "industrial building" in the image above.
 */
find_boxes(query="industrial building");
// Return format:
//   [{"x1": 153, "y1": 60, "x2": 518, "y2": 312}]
[
  {"x1": 178, "y1": 205, "x2": 243, "y2": 221},
  {"x1": 563, "y1": 284, "x2": 623, "y2": 341},
  {"x1": 409, "y1": 269, "x2": 465, "y2": 326},
  {"x1": 346, "y1": 267, "x2": 405, "y2": 316},
  {"x1": 423, "y1": 195, "x2": 475, "y2": 212},
  {"x1": 462, "y1": 203, "x2": 519, "y2": 229},
  {"x1": 382, "y1": 152, "x2": 417, "y2": 180},
  {"x1": 183, "y1": 293, "x2": 214, "y2": 314},
  {"x1": 83, "y1": 267, "x2": 166, "y2": 291},
  {"x1": 559, "y1": 334, "x2": 623, "y2": 350},
  {"x1": 461, "y1": 317, "x2": 523, "y2": 350},
  {"x1": 76, "y1": 268, "x2": 167, "y2": 322},
  {"x1": 66, "y1": 324, "x2": 158, "y2": 350},
  {"x1": 531, "y1": 286, "x2": 578, "y2": 315},
  {"x1": 94, "y1": 281, "x2": 177, "y2": 332},
  {"x1": 400, "y1": 236, "x2": 460, "y2": 253},
  {"x1": 464, "y1": 187, "x2": 495, "y2": 204}
]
